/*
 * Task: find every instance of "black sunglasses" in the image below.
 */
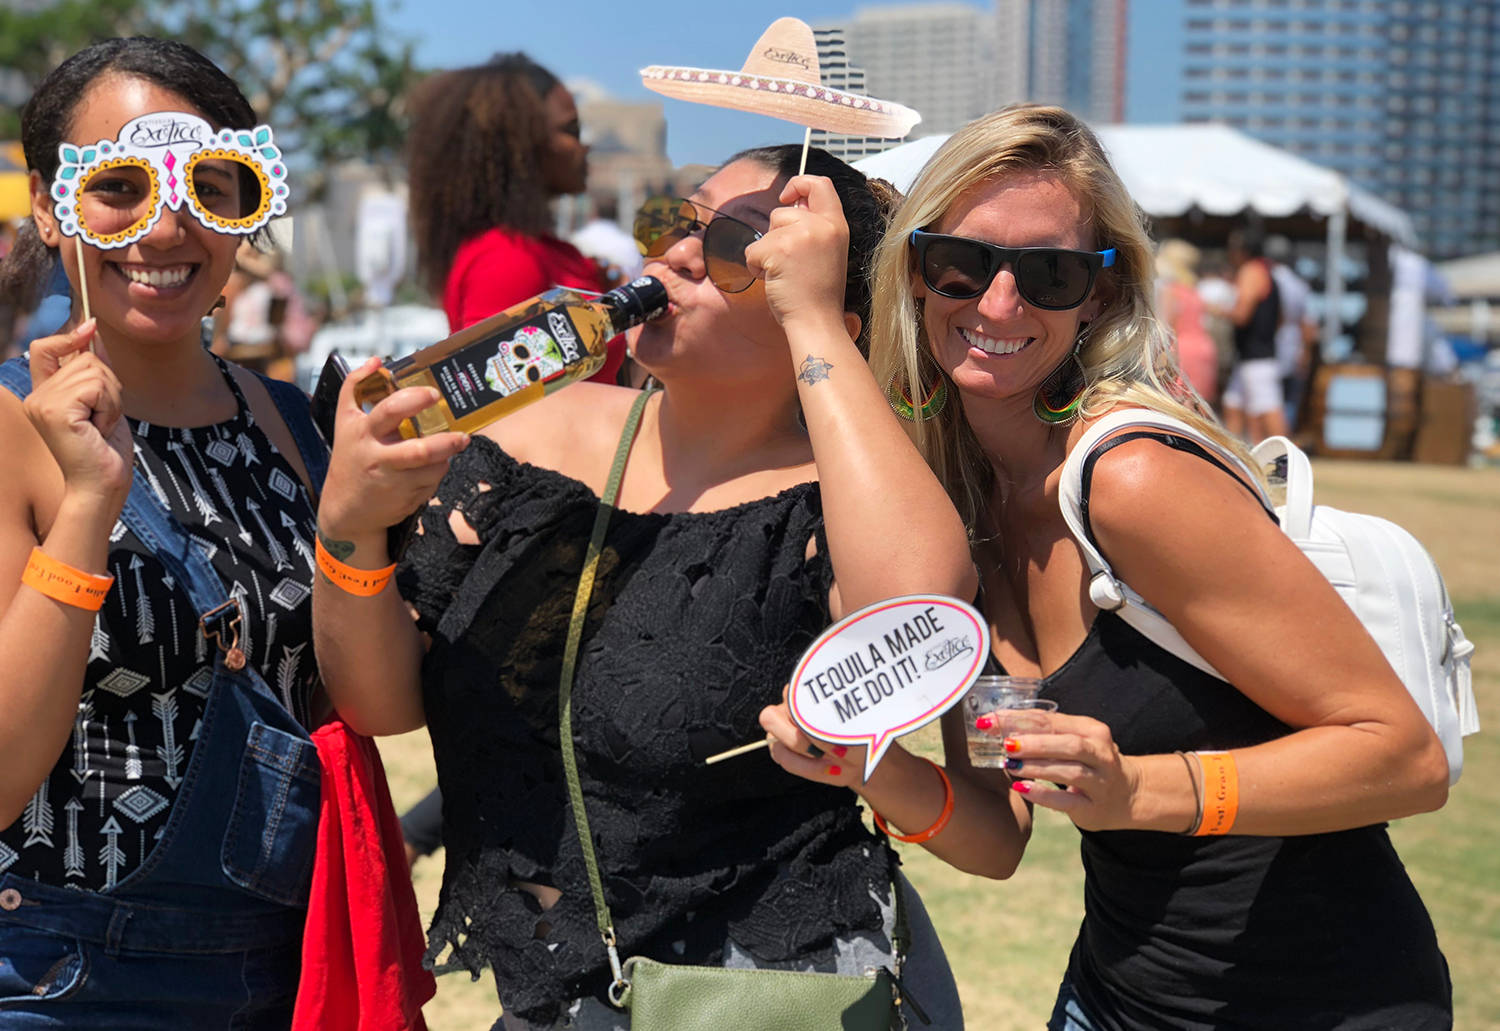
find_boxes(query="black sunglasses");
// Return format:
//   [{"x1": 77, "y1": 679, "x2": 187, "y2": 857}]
[
  {"x1": 910, "y1": 230, "x2": 1117, "y2": 310},
  {"x1": 633, "y1": 196, "x2": 763, "y2": 293}
]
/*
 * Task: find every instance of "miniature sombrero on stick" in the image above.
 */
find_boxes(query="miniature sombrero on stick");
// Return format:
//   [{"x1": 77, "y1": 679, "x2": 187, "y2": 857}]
[{"x1": 642, "y1": 16, "x2": 920, "y2": 167}]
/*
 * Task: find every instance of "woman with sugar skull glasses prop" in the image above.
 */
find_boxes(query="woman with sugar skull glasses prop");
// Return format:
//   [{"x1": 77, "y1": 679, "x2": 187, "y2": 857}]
[
  {"x1": 762, "y1": 103, "x2": 1453, "y2": 1030},
  {"x1": 0, "y1": 37, "x2": 430, "y2": 1028}
]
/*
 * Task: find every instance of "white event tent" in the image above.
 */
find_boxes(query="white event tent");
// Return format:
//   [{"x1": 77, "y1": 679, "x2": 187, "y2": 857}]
[{"x1": 854, "y1": 124, "x2": 1416, "y2": 348}]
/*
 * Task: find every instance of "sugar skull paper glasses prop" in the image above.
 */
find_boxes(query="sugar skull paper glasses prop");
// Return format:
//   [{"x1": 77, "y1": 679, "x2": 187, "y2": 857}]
[{"x1": 51, "y1": 111, "x2": 289, "y2": 250}]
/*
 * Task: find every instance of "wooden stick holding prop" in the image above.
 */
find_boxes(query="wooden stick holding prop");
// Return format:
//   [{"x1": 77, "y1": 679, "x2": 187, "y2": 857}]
[{"x1": 704, "y1": 595, "x2": 989, "y2": 780}]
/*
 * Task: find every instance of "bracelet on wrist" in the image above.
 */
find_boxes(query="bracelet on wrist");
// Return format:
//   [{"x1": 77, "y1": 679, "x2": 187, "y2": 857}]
[
  {"x1": 1191, "y1": 750, "x2": 1239, "y2": 836},
  {"x1": 1176, "y1": 750, "x2": 1204, "y2": 835},
  {"x1": 872, "y1": 757, "x2": 954, "y2": 844},
  {"x1": 315, "y1": 535, "x2": 397, "y2": 597},
  {"x1": 20, "y1": 547, "x2": 114, "y2": 611}
]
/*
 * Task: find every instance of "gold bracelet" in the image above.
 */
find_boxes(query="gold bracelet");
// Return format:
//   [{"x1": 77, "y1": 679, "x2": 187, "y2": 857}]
[
  {"x1": 1176, "y1": 750, "x2": 1204, "y2": 835},
  {"x1": 21, "y1": 547, "x2": 114, "y2": 611},
  {"x1": 315, "y1": 536, "x2": 396, "y2": 597}
]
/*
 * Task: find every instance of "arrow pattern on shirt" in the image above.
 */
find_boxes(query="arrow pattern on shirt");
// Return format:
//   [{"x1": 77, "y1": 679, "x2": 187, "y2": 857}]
[
  {"x1": 4, "y1": 388, "x2": 322, "y2": 891},
  {"x1": 63, "y1": 798, "x2": 85, "y2": 879},
  {"x1": 131, "y1": 555, "x2": 154, "y2": 644},
  {"x1": 99, "y1": 816, "x2": 124, "y2": 889},
  {"x1": 151, "y1": 690, "x2": 184, "y2": 790},
  {"x1": 22, "y1": 780, "x2": 53, "y2": 848}
]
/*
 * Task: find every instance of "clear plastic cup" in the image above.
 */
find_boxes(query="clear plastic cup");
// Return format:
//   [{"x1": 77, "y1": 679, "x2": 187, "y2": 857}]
[{"x1": 961, "y1": 675, "x2": 1058, "y2": 768}]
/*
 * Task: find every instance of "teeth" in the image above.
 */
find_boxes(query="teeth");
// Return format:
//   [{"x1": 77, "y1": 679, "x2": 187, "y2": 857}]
[
  {"x1": 960, "y1": 328, "x2": 1031, "y2": 355},
  {"x1": 121, "y1": 266, "x2": 191, "y2": 288}
]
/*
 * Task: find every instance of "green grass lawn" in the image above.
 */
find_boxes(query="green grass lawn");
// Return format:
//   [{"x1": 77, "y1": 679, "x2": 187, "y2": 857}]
[{"x1": 380, "y1": 458, "x2": 1500, "y2": 1030}]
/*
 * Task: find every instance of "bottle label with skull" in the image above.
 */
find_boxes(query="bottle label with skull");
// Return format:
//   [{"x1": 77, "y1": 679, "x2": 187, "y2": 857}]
[{"x1": 428, "y1": 308, "x2": 587, "y2": 418}]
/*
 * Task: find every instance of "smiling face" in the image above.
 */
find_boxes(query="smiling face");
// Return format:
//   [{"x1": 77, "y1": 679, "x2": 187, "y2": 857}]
[
  {"x1": 32, "y1": 74, "x2": 242, "y2": 348},
  {"x1": 630, "y1": 158, "x2": 791, "y2": 391},
  {"x1": 917, "y1": 170, "x2": 1104, "y2": 406}
]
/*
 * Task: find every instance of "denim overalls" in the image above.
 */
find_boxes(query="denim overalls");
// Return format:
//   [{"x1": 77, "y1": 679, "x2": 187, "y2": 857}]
[{"x1": 0, "y1": 358, "x2": 328, "y2": 1029}]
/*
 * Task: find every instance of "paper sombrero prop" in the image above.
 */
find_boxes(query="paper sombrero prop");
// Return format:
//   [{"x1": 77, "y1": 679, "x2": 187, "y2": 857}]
[{"x1": 641, "y1": 17, "x2": 920, "y2": 139}]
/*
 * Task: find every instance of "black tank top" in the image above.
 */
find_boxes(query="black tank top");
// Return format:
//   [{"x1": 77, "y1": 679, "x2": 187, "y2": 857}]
[{"x1": 1232, "y1": 259, "x2": 1281, "y2": 362}]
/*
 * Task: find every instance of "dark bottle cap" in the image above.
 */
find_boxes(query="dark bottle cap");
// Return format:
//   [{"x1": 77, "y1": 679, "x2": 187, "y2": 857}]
[{"x1": 601, "y1": 276, "x2": 669, "y2": 328}]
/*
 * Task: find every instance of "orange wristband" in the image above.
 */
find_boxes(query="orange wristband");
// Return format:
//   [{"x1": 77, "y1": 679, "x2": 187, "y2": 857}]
[
  {"x1": 315, "y1": 536, "x2": 397, "y2": 597},
  {"x1": 873, "y1": 758, "x2": 954, "y2": 844},
  {"x1": 21, "y1": 547, "x2": 114, "y2": 611},
  {"x1": 1192, "y1": 751, "x2": 1239, "y2": 836}
]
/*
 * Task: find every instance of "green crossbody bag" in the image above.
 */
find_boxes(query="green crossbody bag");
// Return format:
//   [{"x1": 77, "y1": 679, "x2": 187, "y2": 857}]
[{"x1": 555, "y1": 389, "x2": 908, "y2": 1031}]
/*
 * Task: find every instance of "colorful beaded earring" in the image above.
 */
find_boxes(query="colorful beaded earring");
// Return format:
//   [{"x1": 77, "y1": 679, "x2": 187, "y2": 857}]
[
  {"x1": 1032, "y1": 332, "x2": 1088, "y2": 425},
  {"x1": 886, "y1": 357, "x2": 949, "y2": 421}
]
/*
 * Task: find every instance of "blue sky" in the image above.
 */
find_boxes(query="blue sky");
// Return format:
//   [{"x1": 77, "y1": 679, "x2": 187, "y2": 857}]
[{"x1": 386, "y1": 0, "x2": 1180, "y2": 166}]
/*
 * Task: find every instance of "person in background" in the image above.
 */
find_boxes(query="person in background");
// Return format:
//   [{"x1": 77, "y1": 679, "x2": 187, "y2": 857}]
[
  {"x1": 314, "y1": 144, "x2": 972, "y2": 1030},
  {"x1": 1154, "y1": 238, "x2": 1217, "y2": 406},
  {"x1": 398, "y1": 54, "x2": 620, "y2": 863},
  {"x1": 569, "y1": 194, "x2": 645, "y2": 287},
  {"x1": 761, "y1": 104, "x2": 1451, "y2": 1031},
  {"x1": 405, "y1": 52, "x2": 623, "y2": 384},
  {"x1": 1216, "y1": 227, "x2": 1284, "y2": 443},
  {"x1": 1264, "y1": 235, "x2": 1318, "y2": 435}
]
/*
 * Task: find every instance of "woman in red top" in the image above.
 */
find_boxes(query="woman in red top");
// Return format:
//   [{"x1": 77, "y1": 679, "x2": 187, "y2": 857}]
[{"x1": 405, "y1": 53, "x2": 623, "y2": 383}]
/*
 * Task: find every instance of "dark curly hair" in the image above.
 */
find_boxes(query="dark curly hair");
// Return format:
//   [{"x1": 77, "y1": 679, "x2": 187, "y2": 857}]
[
  {"x1": 726, "y1": 144, "x2": 901, "y2": 356},
  {"x1": 406, "y1": 53, "x2": 564, "y2": 297},
  {"x1": 0, "y1": 37, "x2": 259, "y2": 310}
]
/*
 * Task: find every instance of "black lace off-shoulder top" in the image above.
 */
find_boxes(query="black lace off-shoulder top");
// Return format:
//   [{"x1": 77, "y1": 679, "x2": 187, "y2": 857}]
[{"x1": 397, "y1": 436, "x2": 891, "y2": 1025}]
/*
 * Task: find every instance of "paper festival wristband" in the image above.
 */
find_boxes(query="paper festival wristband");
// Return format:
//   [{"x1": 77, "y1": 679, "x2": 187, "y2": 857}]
[
  {"x1": 21, "y1": 547, "x2": 114, "y2": 611},
  {"x1": 873, "y1": 757, "x2": 954, "y2": 844},
  {"x1": 1191, "y1": 750, "x2": 1239, "y2": 836},
  {"x1": 315, "y1": 536, "x2": 397, "y2": 597}
]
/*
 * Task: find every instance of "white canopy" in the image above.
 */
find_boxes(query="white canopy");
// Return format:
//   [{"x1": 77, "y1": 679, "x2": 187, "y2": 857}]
[
  {"x1": 854, "y1": 123, "x2": 1415, "y2": 247},
  {"x1": 854, "y1": 123, "x2": 1418, "y2": 349}
]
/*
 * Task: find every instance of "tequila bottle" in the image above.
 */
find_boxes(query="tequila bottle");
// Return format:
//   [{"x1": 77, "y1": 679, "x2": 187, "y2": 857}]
[{"x1": 352, "y1": 276, "x2": 668, "y2": 437}]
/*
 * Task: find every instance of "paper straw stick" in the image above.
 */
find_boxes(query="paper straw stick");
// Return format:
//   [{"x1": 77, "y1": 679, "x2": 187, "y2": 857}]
[
  {"x1": 797, "y1": 125, "x2": 812, "y2": 176},
  {"x1": 703, "y1": 738, "x2": 770, "y2": 765},
  {"x1": 73, "y1": 240, "x2": 91, "y2": 324}
]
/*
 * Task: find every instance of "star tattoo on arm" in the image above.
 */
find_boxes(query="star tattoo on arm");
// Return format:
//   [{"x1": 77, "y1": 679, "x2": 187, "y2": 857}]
[{"x1": 797, "y1": 355, "x2": 834, "y2": 386}]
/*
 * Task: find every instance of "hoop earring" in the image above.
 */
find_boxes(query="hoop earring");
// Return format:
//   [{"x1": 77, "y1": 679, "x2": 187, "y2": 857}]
[
  {"x1": 886, "y1": 355, "x2": 949, "y2": 421},
  {"x1": 1033, "y1": 330, "x2": 1089, "y2": 425}
]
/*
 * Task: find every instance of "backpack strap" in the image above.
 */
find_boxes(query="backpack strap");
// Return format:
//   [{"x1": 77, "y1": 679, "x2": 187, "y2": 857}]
[{"x1": 1058, "y1": 409, "x2": 1273, "y2": 681}]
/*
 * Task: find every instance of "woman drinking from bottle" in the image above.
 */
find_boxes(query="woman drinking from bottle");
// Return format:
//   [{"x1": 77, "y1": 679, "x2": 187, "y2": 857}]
[{"x1": 314, "y1": 144, "x2": 972, "y2": 1029}]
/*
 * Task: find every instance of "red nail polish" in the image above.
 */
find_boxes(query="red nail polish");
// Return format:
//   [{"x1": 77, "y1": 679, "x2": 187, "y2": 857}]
[
  {"x1": 832, "y1": 745, "x2": 848, "y2": 758},
  {"x1": 1011, "y1": 781, "x2": 1031, "y2": 794},
  {"x1": 975, "y1": 714, "x2": 996, "y2": 731},
  {"x1": 827, "y1": 765, "x2": 842, "y2": 777},
  {"x1": 1004, "y1": 738, "x2": 1021, "y2": 754}
]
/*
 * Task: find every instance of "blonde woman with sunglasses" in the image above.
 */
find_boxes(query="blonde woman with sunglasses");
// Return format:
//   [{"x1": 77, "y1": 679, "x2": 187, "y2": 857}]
[
  {"x1": 314, "y1": 145, "x2": 972, "y2": 1030},
  {"x1": 760, "y1": 106, "x2": 1451, "y2": 1030}
]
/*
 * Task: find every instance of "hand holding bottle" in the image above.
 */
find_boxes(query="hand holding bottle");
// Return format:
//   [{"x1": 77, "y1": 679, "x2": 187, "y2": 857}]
[
  {"x1": 318, "y1": 357, "x2": 470, "y2": 548},
  {"x1": 745, "y1": 175, "x2": 853, "y2": 339},
  {"x1": 25, "y1": 320, "x2": 133, "y2": 513}
]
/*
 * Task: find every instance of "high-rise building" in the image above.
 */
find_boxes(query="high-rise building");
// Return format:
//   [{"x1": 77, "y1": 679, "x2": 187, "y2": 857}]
[
  {"x1": 1171, "y1": 0, "x2": 1500, "y2": 259},
  {"x1": 810, "y1": 28, "x2": 893, "y2": 162},
  {"x1": 996, "y1": 0, "x2": 1129, "y2": 122},
  {"x1": 812, "y1": 1, "x2": 1127, "y2": 159}
]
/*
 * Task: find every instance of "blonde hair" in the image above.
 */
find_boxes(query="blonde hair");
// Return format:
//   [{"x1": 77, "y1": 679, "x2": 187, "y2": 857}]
[
  {"x1": 1155, "y1": 238, "x2": 1200, "y2": 287},
  {"x1": 868, "y1": 104, "x2": 1251, "y2": 530}
]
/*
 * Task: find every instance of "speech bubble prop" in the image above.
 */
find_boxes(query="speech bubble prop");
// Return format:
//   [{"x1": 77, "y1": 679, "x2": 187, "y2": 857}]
[{"x1": 788, "y1": 594, "x2": 989, "y2": 780}]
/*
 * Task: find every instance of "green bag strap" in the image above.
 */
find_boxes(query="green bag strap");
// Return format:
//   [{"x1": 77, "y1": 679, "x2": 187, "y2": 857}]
[
  {"x1": 557, "y1": 386, "x2": 911, "y2": 1014},
  {"x1": 558, "y1": 387, "x2": 655, "y2": 996}
]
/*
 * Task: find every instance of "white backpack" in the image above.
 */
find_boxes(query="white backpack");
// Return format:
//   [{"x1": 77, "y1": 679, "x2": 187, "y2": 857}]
[{"x1": 1058, "y1": 409, "x2": 1478, "y2": 785}]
